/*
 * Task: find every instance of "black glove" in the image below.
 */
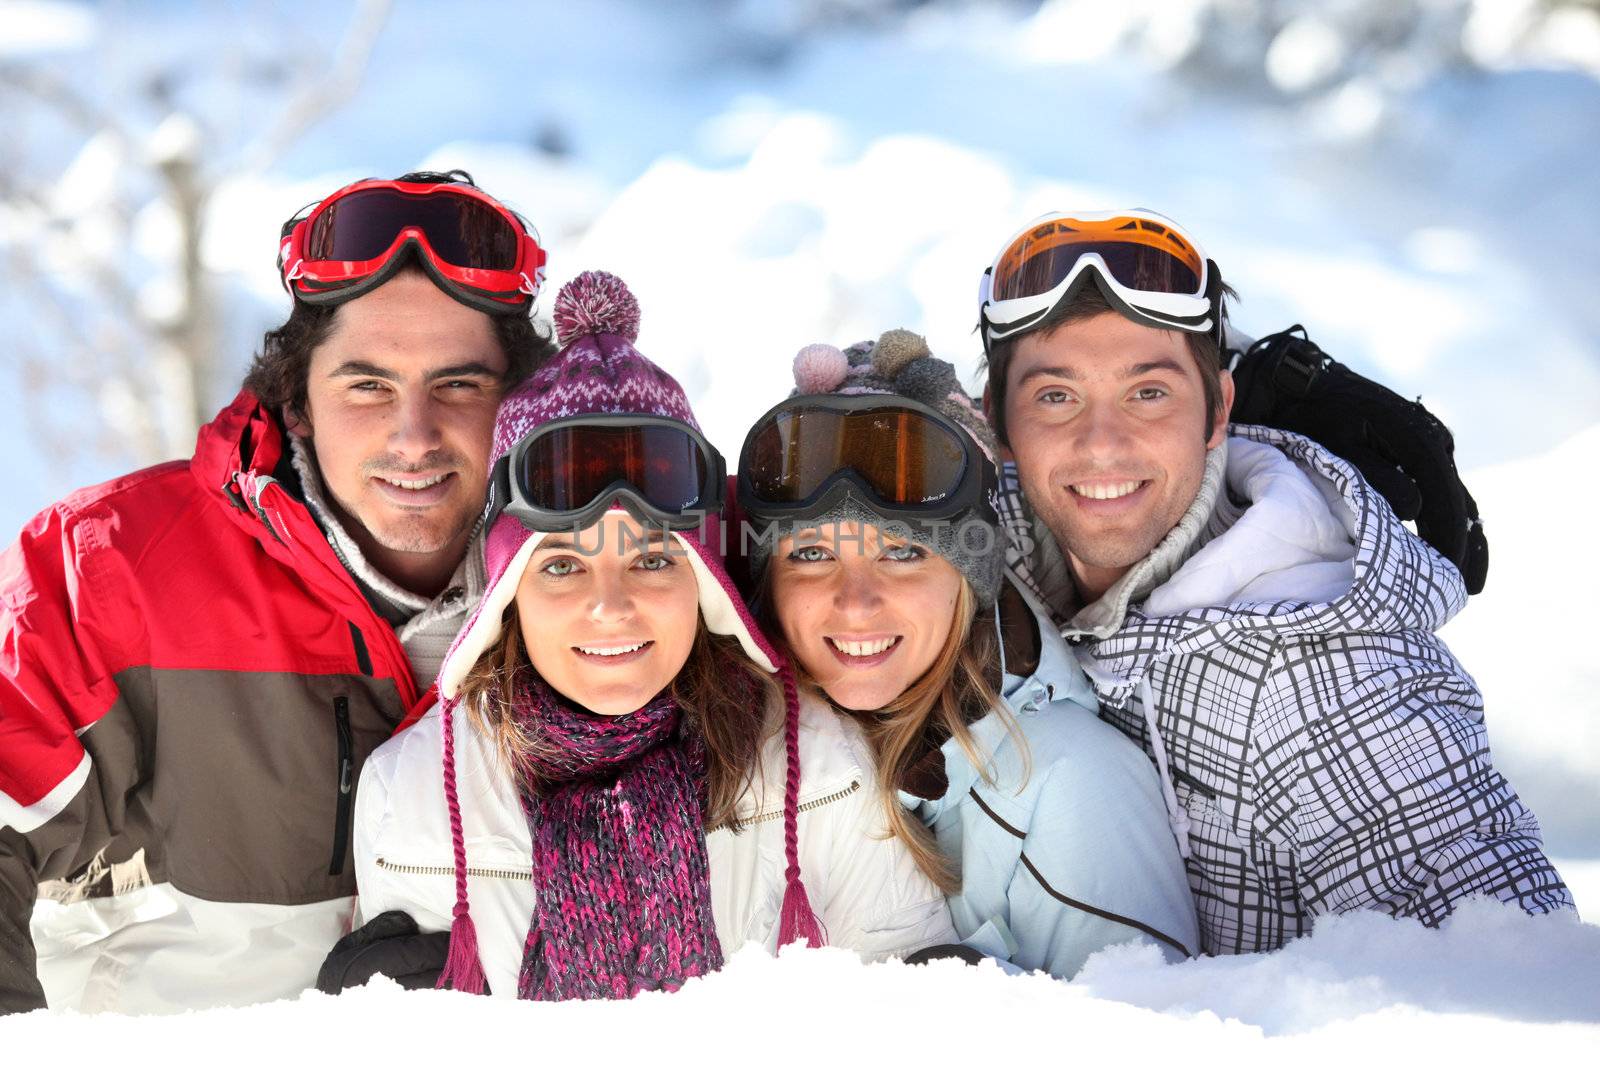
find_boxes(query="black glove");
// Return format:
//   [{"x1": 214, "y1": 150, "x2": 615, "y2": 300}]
[
  {"x1": 316, "y1": 910, "x2": 454, "y2": 994},
  {"x1": 1228, "y1": 325, "x2": 1488, "y2": 594},
  {"x1": 904, "y1": 944, "x2": 987, "y2": 966}
]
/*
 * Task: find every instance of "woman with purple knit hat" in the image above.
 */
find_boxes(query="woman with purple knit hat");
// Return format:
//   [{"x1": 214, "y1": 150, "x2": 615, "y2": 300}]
[{"x1": 336, "y1": 273, "x2": 953, "y2": 1000}]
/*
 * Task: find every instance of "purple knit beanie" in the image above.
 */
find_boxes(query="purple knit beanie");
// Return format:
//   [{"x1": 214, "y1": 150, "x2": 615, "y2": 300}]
[
  {"x1": 438, "y1": 271, "x2": 769, "y2": 695},
  {"x1": 434, "y1": 271, "x2": 823, "y2": 995}
]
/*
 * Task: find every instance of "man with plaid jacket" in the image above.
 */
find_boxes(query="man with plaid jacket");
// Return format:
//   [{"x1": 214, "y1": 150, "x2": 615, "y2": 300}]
[{"x1": 977, "y1": 210, "x2": 1572, "y2": 954}]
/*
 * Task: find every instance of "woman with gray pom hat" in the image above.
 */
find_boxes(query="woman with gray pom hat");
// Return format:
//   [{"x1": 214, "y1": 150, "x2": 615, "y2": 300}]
[{"x1": 736, "y1": 328, "x2": 1199, "y2": 978}]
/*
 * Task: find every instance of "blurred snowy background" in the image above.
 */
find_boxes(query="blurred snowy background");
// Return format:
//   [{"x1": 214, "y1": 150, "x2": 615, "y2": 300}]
[{"x1": 2, "y1": 0, "x2": 1598, "y2": 1031}]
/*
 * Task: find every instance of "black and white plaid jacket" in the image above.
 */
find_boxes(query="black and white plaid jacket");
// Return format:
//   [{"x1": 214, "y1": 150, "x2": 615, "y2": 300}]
[{"x1": 1003, "y1": 425, "x2": 1573, "y2": 956}]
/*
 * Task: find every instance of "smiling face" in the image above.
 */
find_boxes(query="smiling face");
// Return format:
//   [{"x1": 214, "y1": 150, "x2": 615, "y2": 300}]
[
  {"x1": 1000, "y1": 311, "x2": 1232, "y2": 603},
  {"x1": 769, "y1": 521, "x2": 964, "y2": 712},
  {"x1": 291, "y1": 271, "x2": 508, "y2": 597},
  {"x1": 515, "y1": 512, "x2": 701, "y2": 716}
]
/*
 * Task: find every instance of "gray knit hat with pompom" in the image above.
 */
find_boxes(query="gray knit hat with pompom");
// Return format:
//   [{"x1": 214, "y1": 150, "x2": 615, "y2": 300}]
[{"x1": 748, "y1": 328, "x2": 1005, "y2": 608}]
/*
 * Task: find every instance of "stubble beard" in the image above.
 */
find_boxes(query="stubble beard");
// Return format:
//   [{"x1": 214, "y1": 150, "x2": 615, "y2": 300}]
[
  {"x1": 363, "y1": 505, "x2": 476, "y2": 557},
  {"x1": 329, "y1": 463, "x2": 480, "y2": 563},
  {"x1": 1031, "y1": 488, "x2": 1170, "y2": 575},
  {"x1": 1021, "y1": 467, "x2": 1197, "y2": 585}
]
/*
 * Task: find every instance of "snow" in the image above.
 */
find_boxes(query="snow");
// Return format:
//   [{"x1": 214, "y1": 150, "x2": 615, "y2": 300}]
[
  {"x1": 0, "y1": 0, "x2": 95, "y2": 57},
  {"x1": 3, "y1": 900, "x2": 1595, "y2": 1056},
  {"x1": 2, "y1": 0, "x2": 1598, "y2": 1042},
  {"x1": 1442, "y1": 426, "x2": 1600, "y2": 860},
  {"x1": 1265, "y1": 17, "x2": 1348, "y2": 94}
]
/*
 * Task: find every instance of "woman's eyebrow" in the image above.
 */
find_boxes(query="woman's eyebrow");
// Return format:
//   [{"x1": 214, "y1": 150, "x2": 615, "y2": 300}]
[{"x1": 533, "y1": 530, "x2": 672, "y2": 554}]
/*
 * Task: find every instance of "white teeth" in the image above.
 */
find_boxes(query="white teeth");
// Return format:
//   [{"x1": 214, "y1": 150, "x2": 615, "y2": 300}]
[
  {"x1": 577, "y1": 642, "x2": 647, "y2": 657},
  {"x1": 829, "y1": 637, "x2": 897, "y2": 658},
  {"x1": 1071, "y1": 481, "x2": 1142, "y2": 501},
  {"x1": 385, "y1": 474, "x2": 448, "y2": 491}
]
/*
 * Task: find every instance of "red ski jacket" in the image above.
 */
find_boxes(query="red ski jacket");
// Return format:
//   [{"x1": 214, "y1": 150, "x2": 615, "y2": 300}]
[{"x1": 0, "y1": 390, "x2": 430, "y2": 1013}]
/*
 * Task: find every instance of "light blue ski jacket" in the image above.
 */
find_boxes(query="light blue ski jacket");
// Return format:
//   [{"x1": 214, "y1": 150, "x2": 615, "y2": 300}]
[{"x1": 903, "y1": 577, "x2": 1199, "y2": 978}]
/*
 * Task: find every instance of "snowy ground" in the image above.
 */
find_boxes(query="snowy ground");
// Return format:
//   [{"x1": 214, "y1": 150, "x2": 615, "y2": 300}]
[
  {"x1": 4, "y1": 900, "x2": 1597, "y2": 1059},
  {"x1": 2, "y1": 0, "x2": 1597, "y2": 1046}
]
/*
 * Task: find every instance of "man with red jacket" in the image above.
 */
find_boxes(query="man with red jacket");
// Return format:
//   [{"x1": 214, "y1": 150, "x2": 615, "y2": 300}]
[{"x1": 0, "y1": 171, "x2": 554, "y2": 1013}]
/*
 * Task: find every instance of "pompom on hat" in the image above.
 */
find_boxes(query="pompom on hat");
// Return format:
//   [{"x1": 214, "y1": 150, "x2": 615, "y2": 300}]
[
  {"x1": 792, "y1": 343, "x2": 850, "y2": 394},
  {"x1": 433, "y1": 271, "x2": 824, "y2": 994}
]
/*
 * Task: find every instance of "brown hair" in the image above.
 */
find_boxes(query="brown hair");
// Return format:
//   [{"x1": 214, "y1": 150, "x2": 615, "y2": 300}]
[
  {"x1": 456, "y1": 603, "x2": 775, "y2": 831},
  {"x1": 982, "y1": 274, "x2": 1236, "y2": 446},
  {"x1": 244, "y1": 269, "x2": 557, "y2": 423},
  {"x1": 763, "y1": 576, "x2": 1021, "y2": 894}
]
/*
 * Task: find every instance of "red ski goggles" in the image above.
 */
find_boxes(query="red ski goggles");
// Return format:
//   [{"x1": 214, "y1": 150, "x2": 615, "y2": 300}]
[
  {"x1": 490, "y1": 415, "x2": 726, "y2": 533},
  {"x1": 277, "y1": 178, "x2": 547, "y2": 314}
]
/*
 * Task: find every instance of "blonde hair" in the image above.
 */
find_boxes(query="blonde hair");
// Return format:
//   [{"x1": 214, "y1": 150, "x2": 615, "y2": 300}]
[
  {"x1": 456, "y1": 603, "x2": 777, "y2": 831},
  {"x1": 764, "y1": 574, "x2": 1022, "y2": 894}
]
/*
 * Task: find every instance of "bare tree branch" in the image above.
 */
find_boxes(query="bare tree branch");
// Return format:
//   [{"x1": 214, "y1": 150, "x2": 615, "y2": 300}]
[
  {"x1": 238, "y1": 0, "x2": 394, "y2": 176},
  {"x1": 2, "y1": 1, "x2": 394, "y2": 472}
]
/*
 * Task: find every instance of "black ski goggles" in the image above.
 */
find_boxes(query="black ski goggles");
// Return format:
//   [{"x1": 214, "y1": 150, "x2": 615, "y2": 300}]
[
  {"x1": 489, "y1": 415, "x2": 726, "y2": 533},
  {"x1": 737, "y1": 394, "x2": 998, "y2": 528}
]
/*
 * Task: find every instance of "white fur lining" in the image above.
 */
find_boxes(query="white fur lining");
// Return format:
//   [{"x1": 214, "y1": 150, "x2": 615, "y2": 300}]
[{"x1": 437, "y1": 533, "x2": 547, "y2": 699}]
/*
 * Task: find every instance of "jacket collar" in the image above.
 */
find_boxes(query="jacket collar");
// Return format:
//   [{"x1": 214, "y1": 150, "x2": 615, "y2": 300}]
[
  {"x1": 1000, "y1": 573, "x2": 1096, "y2": 711},
  {"x1": 187, "y1": 390, "x2": 427, "y2": 710},
  {"x1": 190, "y1": 390, "x2": 305, "y2": 547},
  {"x1": 904, "y1": 575, "x2": 1099, "y2": 820},
  {"x1": 191, "y1": 390, "x2": 285, "y2": 498}
]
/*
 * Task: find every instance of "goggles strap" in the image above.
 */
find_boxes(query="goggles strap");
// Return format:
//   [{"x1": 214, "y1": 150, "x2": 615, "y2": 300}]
[{"x1": 983, "y1": 255, "x2": 1218, "y2": 348}]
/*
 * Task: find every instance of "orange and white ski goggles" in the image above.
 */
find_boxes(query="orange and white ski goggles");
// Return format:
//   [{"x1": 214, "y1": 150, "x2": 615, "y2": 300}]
[{"x1": 978, "y1": 209, "x2": 1220, "y2": 349}]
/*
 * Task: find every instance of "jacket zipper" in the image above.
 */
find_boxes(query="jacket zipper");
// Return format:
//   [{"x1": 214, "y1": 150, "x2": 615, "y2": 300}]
[
  {"x1": 709, "y1": 779, "x2": 861, "y2": 834},
  {"x1": 328, "y1": 696, "x2": 354, "y2": 877},
  {"x1": 375, "y1": 857, "x2": 531, "y2": 881}
]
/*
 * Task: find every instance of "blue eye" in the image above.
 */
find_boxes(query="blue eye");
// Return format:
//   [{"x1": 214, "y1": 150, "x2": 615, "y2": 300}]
[
  {"x1": 788, "y1": 545, "x2": 832, "y2": 563},
  {"x1": 883, "y1": 543, "x2": 926, "y2": 563}
]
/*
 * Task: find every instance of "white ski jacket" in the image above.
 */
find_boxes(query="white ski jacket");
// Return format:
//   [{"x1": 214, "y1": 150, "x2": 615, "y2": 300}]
[
  {"x1": 353, "y1": 690, "x2": 956, "y2": 994},
  {"x1": 1003, "y1": 425, "x2": 1573, "y2": 955}
]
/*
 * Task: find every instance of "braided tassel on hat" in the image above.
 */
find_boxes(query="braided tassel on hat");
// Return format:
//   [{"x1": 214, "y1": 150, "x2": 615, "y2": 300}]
[
  {"x1": 775, "y1": 662, "x2": 826, "y2": 948},
  {"x1": 435, "y1": 695, "x2": 489, "y2": 994}
]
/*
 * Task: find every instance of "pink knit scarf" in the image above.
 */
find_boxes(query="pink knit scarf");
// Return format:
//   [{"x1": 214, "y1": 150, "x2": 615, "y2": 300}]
[{"x1": 511, "y1": 674, "x2": 722, "y2": 1000}]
